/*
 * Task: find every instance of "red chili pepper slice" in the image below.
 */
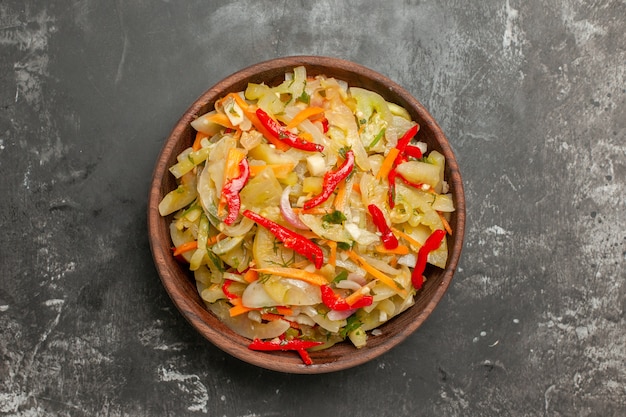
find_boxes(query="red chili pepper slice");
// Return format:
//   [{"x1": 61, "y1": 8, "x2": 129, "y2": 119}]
[
  {"x1": 320, "y1": 118, "x2": 329, "y2": 133},
  {"x1": 412, "y1": 229, "x2": 446, "y2": 289},
  {"x1": 367, "y1": 204, "x2": 399, "y2": 249},
  {"x1": 387, "y1": 125, "x2": 420, "y2": 209},
  {"x1": 248, "y1": 338, "x2": 323, "y2": 351},
  {"x1": 320, "y1": 285, "x2": 373, "y2": 311},
  {"x1": 256, "y1": 108, "x2": 324, "y2": 152},
  {"x1": 404, "y1": 145, "x2": 423, "y2": 159},
  {"x1": 395, "y1": 171, "x2": 426, "y2": 190},
  {"x1": 221, "y1": 158, "x2": 250, "y2": 225},
  {"x1": 395, "y1": 124, "x2": 419, "y2": 155},
  {"x1": 243, "y1": 210, "x2": 324, "y2": 269},
  {"x1": 221, "y1": 279, "x2": 237, "y2": 299},
  {"x1": 303, "y1": 150, "x2": 355, "y2": 210}
]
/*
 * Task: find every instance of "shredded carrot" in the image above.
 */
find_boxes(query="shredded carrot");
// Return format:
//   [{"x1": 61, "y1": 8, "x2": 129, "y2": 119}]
[
  {"x1": 262, "y1": 313, "x2": 300, "y2": 329},
  {"x1": 352, "y1": 182, "x2": 362, "y2": 194},
  {"x1": 228, "y1": 298, "x2": 257, "y2": 317},
  {"x1": 389, "y1": 256, "x2": 398, "y2": 268},
  {"x1": 243, "y1": 269, "x2": 258, "y2": 283},
  {"x1": 206, "y1": 232, "x2": 227, "y2": 247},
  {"x1": 275, "y1": 306, "x2": 294, "y2": 316},
  {"x1": 333, "y1": 179, "x2": 349, "y2": 211},
  {"x1": 326, "y1": 240, "x2": 337, "y2": 266},
  {"x1": 192, "y1": 131, "x2": 209, "y2": 151},
  {"x1": 345, "y1": 250, "x2": 408, "y2": 297},
  {"x1": 375, "y1": 147, "x2": 400, "y2": 181},
  {"x1": 344, "y1": 287, "x2": 368, "y2": 306},
  {"x1": 375, "y1": 244, "x2": 410, "y2": 255},
  {"x1": 172, "y1": 240, "x2": 198, "y2": 256},
  {"x1": 224, "y1": 92, "x2": 249, "y2": 111},
  {"x1": 218, "y1": 148, "x2": 247, "y2": 216},
  {"x1": 391, "y1": 227, "x2": 422, "y2": 250},
  {"x1": 438, "y1": 211, "x2": 453, "y2": 235},
  {"x1": 249, "y1": 163, "x2": 295, "y2": 179},
  {"x1": 286, "y1": 106, "x2": 325, "y2": 129},
  {"x1": 206, "y1": 113, "x2": 235, "y2": 129},
  {"x1": 252, "y1": 267, "x2": 329, "y2": 286}
]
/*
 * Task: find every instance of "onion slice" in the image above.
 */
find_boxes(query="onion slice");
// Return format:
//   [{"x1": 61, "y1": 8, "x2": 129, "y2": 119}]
[{"x1": 280, "y1": 186, "x2": 308, "y2": 230}]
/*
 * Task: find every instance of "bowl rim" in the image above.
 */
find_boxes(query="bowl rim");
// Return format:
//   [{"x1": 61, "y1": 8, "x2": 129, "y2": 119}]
[{"x1": 148, "y1": 55, "x2": 465, "y2": 374}]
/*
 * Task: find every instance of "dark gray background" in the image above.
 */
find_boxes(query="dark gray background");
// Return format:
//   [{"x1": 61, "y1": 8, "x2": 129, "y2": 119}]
[{"x1": 1, "y1": 0, "x2": 624, "y2": 416}]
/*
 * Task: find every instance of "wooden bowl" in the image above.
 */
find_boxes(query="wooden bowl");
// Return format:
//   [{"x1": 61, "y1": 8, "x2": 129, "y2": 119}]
[{"x1": 148, "y1": 56, "x2": 465, "y2": 374}]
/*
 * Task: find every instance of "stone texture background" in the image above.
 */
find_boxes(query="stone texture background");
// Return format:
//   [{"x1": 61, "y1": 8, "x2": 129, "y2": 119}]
[{"x1": 1, "y1": 0, "x2": 624, "y2": 416}]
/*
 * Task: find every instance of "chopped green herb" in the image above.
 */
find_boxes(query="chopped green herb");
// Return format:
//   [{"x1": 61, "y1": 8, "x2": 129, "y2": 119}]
[
  {"x1": 297, "y1": 90, "x2": 310, "y2": 104},
  {"x1": 322, "y1": 210, "x2": 346, "y2": 224},
  {"x1": 368, "y1": 128, "x2": 386, "y2": 149},
  {"x1": 340, "y1": 315, "x2": 362, "y2": 338},
  {"x1": 332, "y1": 270, "x2": 348, "y2": 284},
  {"x1": 337, "y1": 241, "x2": 352, "y2": 251}
]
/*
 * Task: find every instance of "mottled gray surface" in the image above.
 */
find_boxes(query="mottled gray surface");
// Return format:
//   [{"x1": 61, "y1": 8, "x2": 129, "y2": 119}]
[{"x1": 1, "y1": 0, "x2": 624, "y2": 416}]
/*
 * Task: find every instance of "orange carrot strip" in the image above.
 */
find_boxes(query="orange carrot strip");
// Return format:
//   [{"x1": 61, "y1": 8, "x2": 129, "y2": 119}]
[
  {"x1": 229, "y1": 298, "x2": 257, "y2": 317},
  {"x1": 438, "y1": 211, "x2": 453, "y2": 235},
  {"x1": 344, "y1": 288, "x2": 369, "y2": 307},
  {"x1": 333, "y1": 179, "x2": 348, "y2": 211},
  {"x1": 345, "y1": 251, "x2": 408, "y2": 297},
  {"x1": 326, "y1": 240, "x2": 337, "y2": 266},
  {"x1": 172, "y1": 240, "x2": 198, "y2": 256},
  {"x1": 206, "y1": 232, "x2": 227, "y2": 247},
  {"x1": 275, "y1": 306, "x2": 294, "y2": 316},
  {"x1": 391, "y1": 227, "x2": 422, "y2": 249},
  {"x1": 218, "y1": 148, "x2": 247, "y2": 216},
  {"x1": 375, "y1": 147, "x2": 400, "y2": 181},
  {"x1": 252, "y1": 267, "x2": 329, "y2": 286},
  {"x1": 286, "y1": 106, "x2": 325, "y2": 129},
  {"x1": 375, "y1": 244, "x2": 410, "y2": 255},
  {"x1": 192, "y1": 131, "x2": 209, "y2": 151},
  {"x1": 207, "y1": 113, "x2": 235, "y2": 129},
  {"x1": 243, "y1": 269, "x2": 258, "y2": 283}
]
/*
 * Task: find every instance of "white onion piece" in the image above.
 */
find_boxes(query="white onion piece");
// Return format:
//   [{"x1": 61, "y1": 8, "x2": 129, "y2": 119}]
[
  {"x1": 280, "y1": 186, "x2": 308, "y2": 229},
  {"x1": 327, "y1": 308, "x2": 357, "y2": 321}
]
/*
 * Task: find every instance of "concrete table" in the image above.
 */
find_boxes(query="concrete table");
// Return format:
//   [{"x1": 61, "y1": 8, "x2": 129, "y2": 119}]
[{"x1": 1, "y1": 1, "x2": 624, "y2": 415}]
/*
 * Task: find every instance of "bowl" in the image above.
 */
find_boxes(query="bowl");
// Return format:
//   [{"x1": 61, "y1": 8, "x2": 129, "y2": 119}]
[{"x1": 148, "y1": 56, "x2": 465, "y2": 374}]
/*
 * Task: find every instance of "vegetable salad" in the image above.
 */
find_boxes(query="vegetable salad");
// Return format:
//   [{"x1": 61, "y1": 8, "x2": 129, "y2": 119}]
[{"x1": 159, "y1": 67, "x2": 455, "y2": 365}]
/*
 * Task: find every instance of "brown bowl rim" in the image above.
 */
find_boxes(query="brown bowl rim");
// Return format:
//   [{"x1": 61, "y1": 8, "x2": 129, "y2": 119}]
[{"x1": 148, "y1": 55, "x2": 465, "y2": 374}]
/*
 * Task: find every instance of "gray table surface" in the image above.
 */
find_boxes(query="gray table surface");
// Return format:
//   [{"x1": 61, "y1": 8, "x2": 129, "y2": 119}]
[{"x1": 1, "y1": 0, "x2": 624, "y2": 416}]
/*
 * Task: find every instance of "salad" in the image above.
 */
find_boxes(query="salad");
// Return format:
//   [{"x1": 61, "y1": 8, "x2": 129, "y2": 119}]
[{"x1": 158, "y1": 67, "x2": 455, "y2": 365}]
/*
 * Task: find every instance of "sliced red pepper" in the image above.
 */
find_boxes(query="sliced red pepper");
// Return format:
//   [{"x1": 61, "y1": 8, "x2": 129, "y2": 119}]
[
  {"x1": 404, "y1": 145, "x2": 423, "y2": 159},
  {"x1": 320, "y1": 285, "x2": 373, "y2": 311},
  {"x1": 303, "y1": 150, "x2": 355, "y2": 210},
  {"x1": 395, "y1": 171, "x2": 426, "y2": 190},
  {"x1": 412, "y1": 229, "x2": 446, "y2": 290},
  {"x1": 320, "y1": 118, "x2": 329, "y2": 133},
  {"x1": 297, "y1": 348, "x2": 314, "y2": 365},
  {"x1": 243, "y1": 210, "x2": 324, "y2": 269},
  {"x1": 221, "y1": 158, "x2": 250, "y2": 225},
  {"x1": 395, "y1": 124, "x2": 419, "y2": 155},
  {"x1": 221, "y1": 279, "x2": 237, "y2": 299},
  {"x1": 256, "y1": 108, "x2": 324, "y2": 152},
  {"x1": 248, "y1": 338, "x2": 323, "y2": 351},
  {"x1": 387, "y1": 125, "x2": 420, "y2": 209},
  {"x1": 367, "y1": 204, "x2": 399, "y2": 249}
]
